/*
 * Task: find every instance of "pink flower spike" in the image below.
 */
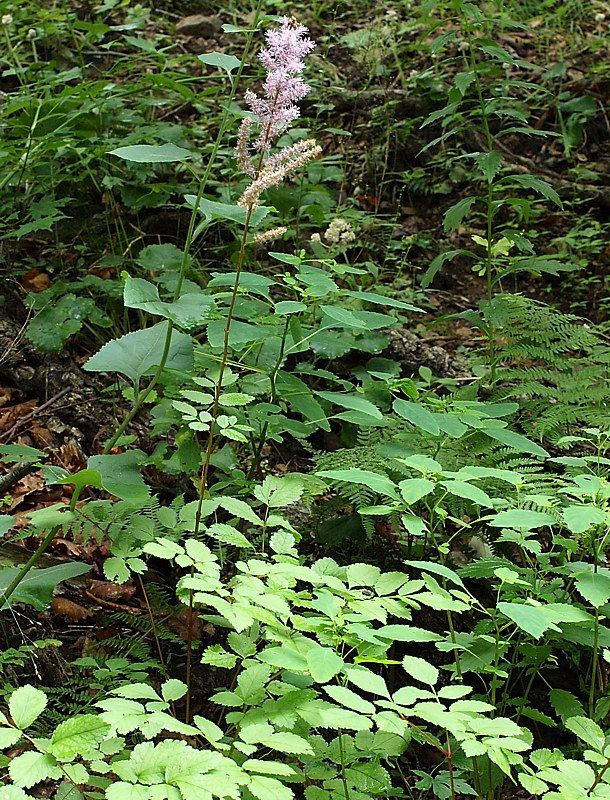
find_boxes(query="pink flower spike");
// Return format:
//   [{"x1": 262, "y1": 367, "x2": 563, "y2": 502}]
[{"x1": 245, "y1": 16, "x2": 316, "y2": 152}]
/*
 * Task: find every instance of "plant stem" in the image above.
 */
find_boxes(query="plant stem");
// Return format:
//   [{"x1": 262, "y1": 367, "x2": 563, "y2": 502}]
[{"x1": 0, "y1": 525, "x2": 59, "y2": 609}]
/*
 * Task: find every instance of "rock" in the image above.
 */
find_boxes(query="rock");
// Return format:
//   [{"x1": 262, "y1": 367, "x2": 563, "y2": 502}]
[{"x1": 175, "y1": 14, "x2": 221, "y2": 37}]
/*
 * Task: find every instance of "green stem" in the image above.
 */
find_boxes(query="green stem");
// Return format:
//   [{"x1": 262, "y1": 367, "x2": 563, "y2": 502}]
[{"x1": 0, "y1": 525, "x2": 59, "y2": 609}]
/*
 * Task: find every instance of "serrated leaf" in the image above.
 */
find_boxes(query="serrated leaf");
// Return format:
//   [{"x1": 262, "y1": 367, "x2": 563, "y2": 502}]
[
  {"x1": 161, "y1": 679, "x2": 188, "y2": 702},
  {"x1": 490, "y1": 509, "x2": 555, "y2": 529},
  {"x1": 565, "y1": 716, "x2": 605, "y2": 751},
  {"x1": 84, "y1": 321, "x2": 193, "y2": 383},
  {"x1": 307, "y1": 647, "x2": 344, "y2": 683},
  {"x1": 444, "y1": 196, "x2": 477, "y2": 232},
  {"x1": 247, "y1": 774, "x2": 294, "y2": 800},
  {"x1": 0, "y1": 728, "x2": 21, "y2": 748},
  {"x1": 50, "y1": 715, "x2": 110, "y2": 759},
  {"x1": 324, "y1": 685, "x2": 376, "y2": 714},
  {"x1": 9, "y1": 751, "x2": 59, "y2": 788},
  {"x1": 402, "y1": 656, "x2": 439, "y2": 686},
  {"x1": 9, "y1": 686, "x2": 47, "y2": 729},
  {"x1": 574, "y1": 572, "x2": 610, "y2": 608}
]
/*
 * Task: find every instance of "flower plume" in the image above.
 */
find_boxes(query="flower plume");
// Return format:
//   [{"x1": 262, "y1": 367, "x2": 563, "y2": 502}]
[
  {"x1": 245, "y1": 16, "x2": 316, "y2": 153},
  {"x1": 236, "y1": 16, "x2": 321, "y2": 213}
]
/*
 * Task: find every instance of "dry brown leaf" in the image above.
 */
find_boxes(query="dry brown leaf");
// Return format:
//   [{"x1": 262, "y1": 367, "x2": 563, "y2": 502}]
[{"x1": 51, "y1": 597, "x2": 92, "y2": 621}]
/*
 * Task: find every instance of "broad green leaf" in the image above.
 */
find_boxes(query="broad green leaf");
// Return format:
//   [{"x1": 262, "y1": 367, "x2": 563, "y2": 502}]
[
  {"x1": 198, "y1": 52, "x2": 241, "y2": 74},
  {"x1": 185, "y1": 196, "x2": 272, "y2": 229},
  {"x1": 55, "y1": 781, "x2": 84, "y2": 800},
  {"x1": 247, "y1": 775, "x2": 293, "y2": 800},
  {"x1": 317, "y1": 469, "x2": 398, "y2": 500},
  {"x1": 9, "y1": 686, "x2": 47, "y2": 728},
  {"x1": 346, "y1": 563, "x2": 381, "y2": 588},
  {"x1": 393, "y1": 399, "x2": 440, "y2": 435},
  {"x1": 405, "y1": 560, "x2": 464, "y2": 587},
  {"x1": 518, "y1": 774, "x2": 548, "y2": 795},
  {"x1": 474, "y1": 149, "x2": 502, "y2": 183},
  {"x1": 9, "y1": 751, "x2": 60, "y2": 788},
  {"x1": 344, "y1": 666, "x2": 390, "y2": 698},
  {"x1": 442, "y1": 480, "x2": 493, "y2": 507},
  {"x1": 84, "y1": 322, "x2": 193, "y2": 383},
  {"x1": 317, "y1": 391, "x2": 383, "y2": 420},
  {"x1": 320, "y1": 305, "x2": 368, "y2": 329},
  {"x1": 306, "y1": 647, "x2": 344, "y2": 683},
  {"x1": 345, "y1": 762, "x2": 391, "y2": 794},
  {"x1": 253, "y1": 475, "x2": 304, "y2": 508},
  {"x1": 123, "y1": 277, "x2": 213, "y2": 329},
  {"x1": 563, "y1": 505, "x2": 608, "y2": 534},
  {"x1": 88, "y1": 451, "x2": 150, "y2": 504},
  {"x1": 565, "y1": 716, "x2": 605, "y2": 751},
  {"x1": 0, "y1": 563, "x2": 91, "y2": 611},
  {"x1": 574, "y1": 572, "x2": 610, "y2": 608},
  {"x1": 343, "y1": 290, "x2": 423, "y2": 312},
  {"x1": 161, "y1": 680, "x2": 188, "y2": 703},
  {"x1": 489, "y1": 509, "x2": 555, "y2": 530},
  {"x1": 0, "y1": 728, "x2": 21, "y2": 748},
  {"x1": 207, "y1": 523, "x2": 253, "y2": 549},
  {"x1": 50, "y1": 715, "x2": 111, "y2": 759},
  {"x1": 402, "y1": 656, "x2": 439, "y2": 686},
  {"x1": 497, "y1": 602, "x2": 550, "y2": 638},
  {"x1": 324, "y1": 685, "x2": 376, "y2": 714},
  {"x1": 444, "y1": 196, "x2": 477, "y2": 232},
  {"x1": 398, "y1": 478, "x2": 435, "y2": 505},
  {"x1": 484, "y1": 427, "x2": 548, "y2": 457},
  {"x1": 242, "y1": 759, "x2": 297, "y2": 777},
  {"x1": 109, "y1": 143, "x2": 193, "y2": 162}
]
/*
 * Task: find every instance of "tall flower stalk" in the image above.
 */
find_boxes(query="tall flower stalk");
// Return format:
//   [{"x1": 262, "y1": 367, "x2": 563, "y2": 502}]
[{"x1": 186, "y1": 16, "x2": 321, "y2": 720}]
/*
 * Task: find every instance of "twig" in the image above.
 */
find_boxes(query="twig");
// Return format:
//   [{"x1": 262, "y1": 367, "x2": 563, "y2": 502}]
[{"x1": 0, "y1": 386, "x2": 71, "y2": 442}]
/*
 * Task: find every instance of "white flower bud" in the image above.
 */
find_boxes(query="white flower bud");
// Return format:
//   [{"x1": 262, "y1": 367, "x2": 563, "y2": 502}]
[{"x1": 2, "y1": 14, "x2": 13, "y2": 25}]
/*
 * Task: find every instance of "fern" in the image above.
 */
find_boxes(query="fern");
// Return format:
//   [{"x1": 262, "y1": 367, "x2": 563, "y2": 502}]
[{"x1": 485, "y1": 295, "x2": 610, "y2": 440}]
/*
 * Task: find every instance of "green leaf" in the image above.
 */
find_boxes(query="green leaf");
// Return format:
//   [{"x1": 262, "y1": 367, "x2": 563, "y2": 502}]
[
  {"x1": 0, "y1": 728, "x2": 21, "y2": 748},
  {"x1": 317, "y1": 391, "x2": 383, "y2": 420},
  {"x1": 108, "y1": 143, "x2": 193, "y2": 162},
  {"x1": 253, "y1": 475, "x2": 304, "y2": 508},
  {"x1": 564, "y1": 716, "x2": 605, "y2": 751},
  {"x1": 343, "y1": 290, "x2": 422, "y2": 312},
  {"x1": 307, "y1": 647, "x2": 344, "y2": 683},
  {"x1": 9, "y1": 751, "x2": 60, "y2": 788},
  {"x1": 317, "y1": 469, "x2": 398, "y2": 500},
  {"x1": 497, "y1": 602, "x2": 551, "y2": 638},
  {"x1": 0, "y1": 563, "x2": 91, "y2": 611},
  {"x1": 574, "y1": 572, "x2": 610, "y2": 608},
  {"x1": 484, "y1": 427, "x2": 548, "y2": 457},
  {"x1": 185, "y1": 196, "x2": 272, "y2": 230},
  {"x1": 50, "y1": 715, "x2": 110, "y2": 759},
  {"x1": 444, "y1": 196, "x2": 477, "y2": 232},
  {"x1": 84, "y1": 321, "x2": 193, "y2": 383},
  {"x1": 518, "y1": 774, "x2": 548, "y2": 795},
  {"x1": 474, "y1": 149, "x2": 502, "y2": 183},
  {"x1": 490, "y1": 509, "x2": 555, "y2": 530},
  {"x1": 197, "y1": 52, "x2": 241, "y2": 74},
  {"x1": 402, "y1": 656, "x2": 439, "y2": 686},
  {"x1": 247, "y1": 775, "x2": 294, "y2": 800},
  {"x1": 398, "y1": 478, "x2": 435, "y2": 505},
  {"x1": 56, "y1": 781, "x2": 84, "y2": 800},
  {"x1": 123, "y1": 277, "x2": 213, "y2": 329},
  {"x1": 507, "y1": 174, "x2": 562, "y2": 207},
  {"x1": 442, "y1": 480, "x2": 493, "y2": 507},
  {"x1": 393, "y1": 399, "x2": 440, "y2": 435},
  {"x1": 9, "y1": 686, "x2": 47, "y2": 728},
  {"x1": 344, "y1": 666, "x2": 390, "y2": 699},
  {"x1": 324, "y1": 686, "x2": 376, "y2": 714},
  {"x1": 88, "y1": 451, "x2": 150, "y2": 504},
  {"x1": 346, "y1": 563, "x2": 381, "y2": 587},
  {"x1": 563, "y1": 505, "x2": 608, "y2": 534},
  {"x1": 161, "y1": 680, "x2": 188, "y2": 703},
  {"x1": 345, "y1": 762, "x2": 390, "y2": 794}
]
